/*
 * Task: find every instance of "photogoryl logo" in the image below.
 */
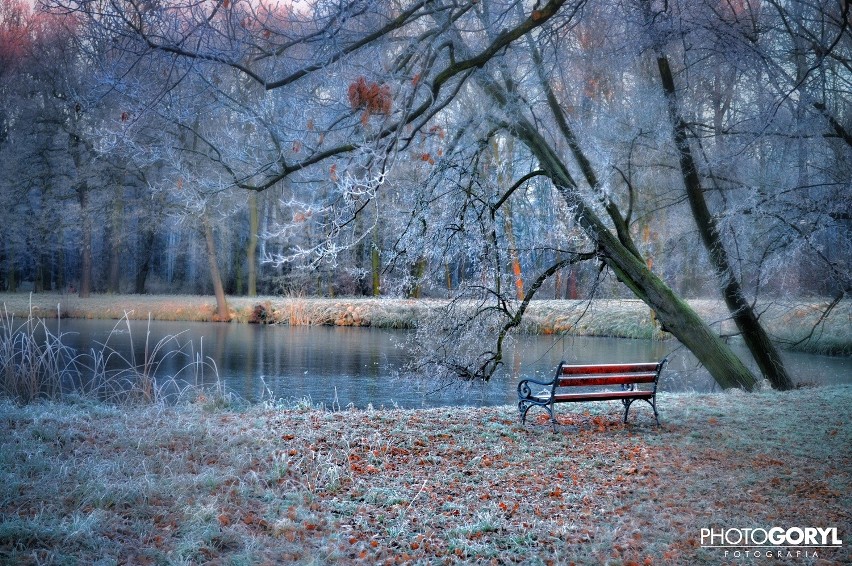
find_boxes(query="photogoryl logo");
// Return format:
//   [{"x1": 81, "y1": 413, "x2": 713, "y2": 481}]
[{"x1": 700, "y1": 526, "x2": 843, "y2": 560}]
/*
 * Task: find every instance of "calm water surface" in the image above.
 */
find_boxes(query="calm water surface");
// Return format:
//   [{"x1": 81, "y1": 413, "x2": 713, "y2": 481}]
[{"x1": 54, "y1": 319, "x2": 852, "y2": 409}]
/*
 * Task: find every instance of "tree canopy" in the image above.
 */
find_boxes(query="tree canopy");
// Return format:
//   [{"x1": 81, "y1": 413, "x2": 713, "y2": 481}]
[{"x1": 1, "y1": 0, "x2": 849, "y2": 388}]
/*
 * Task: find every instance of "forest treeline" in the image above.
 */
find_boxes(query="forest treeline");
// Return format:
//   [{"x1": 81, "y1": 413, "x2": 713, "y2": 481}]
[
  {"x1": 1, "y1": 0, "x2": 847, "y2": 301},
  {"x1": 0, "y1": 0, "x2": 849, "y2": 387}
]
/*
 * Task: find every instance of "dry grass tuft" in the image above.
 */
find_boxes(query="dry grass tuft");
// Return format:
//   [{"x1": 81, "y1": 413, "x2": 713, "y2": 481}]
[{"x1": 0, "y1": 305, "x2": 229, "y2": 406}]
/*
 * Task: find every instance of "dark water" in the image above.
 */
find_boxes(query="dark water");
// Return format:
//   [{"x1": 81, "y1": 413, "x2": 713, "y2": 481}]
[{"x1": 52, "y1": 319, "x2": 852, "y2": 409}]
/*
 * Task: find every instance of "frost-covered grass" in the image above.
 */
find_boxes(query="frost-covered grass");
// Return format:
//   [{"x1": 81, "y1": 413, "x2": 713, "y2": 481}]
[
  {"x1": 1, "y1": 386, "x2": 849, "y2": 564},
  {"x1": 1, "y1": 293, "x2": 850, "y2": 354}
]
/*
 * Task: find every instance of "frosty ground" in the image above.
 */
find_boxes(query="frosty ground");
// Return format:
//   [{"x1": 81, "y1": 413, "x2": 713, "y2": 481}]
[{"x1": 1, "y1": 385, "x2": 850, "y2": 565}]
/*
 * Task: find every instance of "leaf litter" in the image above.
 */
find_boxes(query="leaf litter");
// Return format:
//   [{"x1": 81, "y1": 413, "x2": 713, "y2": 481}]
[{"x1": 0, "y1": 385, "x2": 849, "y2": 564}]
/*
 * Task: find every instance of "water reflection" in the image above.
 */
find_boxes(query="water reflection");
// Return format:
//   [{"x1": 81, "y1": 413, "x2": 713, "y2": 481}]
[{"x1": 53, "y1": 319, "x2": 852, "y2": 408}]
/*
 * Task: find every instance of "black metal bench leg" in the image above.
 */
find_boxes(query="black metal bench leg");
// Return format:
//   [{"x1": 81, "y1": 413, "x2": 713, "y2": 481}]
[
  {"x1": 540, "y1": 402, "x2": 556, "y2": 430},
  {"x1": 623, "y1": 398, "x2": 660, "y2": 425},
  {"x1": 649, "y1": 397, "x2": 660, "y2": 426},
  {"x1": 622, "y1": 398, "x2": 634, "y2": 423},
  {"x1": 519, "y1": 400, "x2": 557, "y2": 428}
]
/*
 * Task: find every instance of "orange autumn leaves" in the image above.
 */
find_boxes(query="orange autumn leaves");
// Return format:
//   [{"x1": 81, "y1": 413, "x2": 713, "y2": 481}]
[
  {"x1": 324, "y1": 77, "x2": 445, "y2": 180},
  {"x1": 347, "y1": 76, "x2": 392, "y2": 125}
]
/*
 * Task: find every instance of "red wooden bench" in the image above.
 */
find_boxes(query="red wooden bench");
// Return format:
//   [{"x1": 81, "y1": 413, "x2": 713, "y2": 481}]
[{"x1": 518, "y1": 358, "x2": 667, "y2": 428}]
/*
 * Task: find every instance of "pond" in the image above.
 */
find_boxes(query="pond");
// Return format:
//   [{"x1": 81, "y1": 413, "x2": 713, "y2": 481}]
[{"x1": 52, "y1": 319, "x2": 852, "y2": 409}]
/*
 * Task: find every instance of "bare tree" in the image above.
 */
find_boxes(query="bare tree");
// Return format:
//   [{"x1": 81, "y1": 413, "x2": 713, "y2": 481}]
[{"x1": 43, "y1": 0, "x2": 849, "y2": 387}]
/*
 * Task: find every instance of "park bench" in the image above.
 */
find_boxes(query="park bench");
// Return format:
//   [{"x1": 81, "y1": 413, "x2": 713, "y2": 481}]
[{"x1": 517, "y1": 358, "x2": 668, "y2": 428}]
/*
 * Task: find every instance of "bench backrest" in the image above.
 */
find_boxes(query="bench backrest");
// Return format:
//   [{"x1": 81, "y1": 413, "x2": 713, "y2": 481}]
[{"x1": 555, "y1": 361, "x2": 663, "y2": 388}]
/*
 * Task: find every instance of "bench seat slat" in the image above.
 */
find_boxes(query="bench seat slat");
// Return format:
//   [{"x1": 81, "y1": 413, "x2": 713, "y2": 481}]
[
  {"x1": 557, "y1": 372, "x2": 657, "y2": 387},
  {"x1": 560, "y1": 363, "x2": 658, "y2": 375},
  {"x1": 552, "y1": 390, "x2": 655, "y2": 402}
]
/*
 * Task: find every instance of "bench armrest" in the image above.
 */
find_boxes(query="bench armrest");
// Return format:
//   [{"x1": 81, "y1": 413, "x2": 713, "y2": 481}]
[{"x1": 517, "y1": 376, "x2": 556, "y2": 400}]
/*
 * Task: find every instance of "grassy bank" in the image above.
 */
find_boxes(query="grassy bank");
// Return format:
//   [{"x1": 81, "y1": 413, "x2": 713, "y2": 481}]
[
  {"x1": 1, "y1": 293, "x2": 850, "y2": 355},
  {"x1": 1, "y1": 386, "x2": 850, "y2": 564}
]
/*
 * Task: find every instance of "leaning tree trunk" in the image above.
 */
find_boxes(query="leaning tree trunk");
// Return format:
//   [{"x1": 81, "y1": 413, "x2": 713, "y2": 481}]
[
  {"x1": 475, "y1": 63, "x2": 758, "y2": 390},
  {"x1": 571, "y1": 188, "x2": 757, "y2": 391},
  {"x1": 656, "y1": 55, "x2": 794, "y2": 391},
  {"x1": 507, "y1": 113, "x2": 758, "y2": 391}
]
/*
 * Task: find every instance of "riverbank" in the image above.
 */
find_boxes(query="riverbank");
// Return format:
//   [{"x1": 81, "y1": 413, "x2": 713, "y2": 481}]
[
  {"x1": 1, "y1": 292, "x2": 850, "y2": 355},
  {"x1": 1, "y1": 385, "x2": 849, "y2": 564}
]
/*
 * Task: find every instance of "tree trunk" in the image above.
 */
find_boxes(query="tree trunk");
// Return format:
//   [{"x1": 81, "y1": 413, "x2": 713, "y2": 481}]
[
  {"x1": 246, "y1": 191, "x2": 259, "y2": 297},
  {"x1": 508, "y1": 114, "x2": 758, "y2": 390},
  {"x1": 491, "y1": 135, "x2": 524, "y2": 300},
  {"x1": 476, "y1": 64, "x2": 758, "y2": 389},
  {"x1": 69, "y1": 132, "x2": 92, "y2": 298},
  {"x1": 656, "y1": 55, "x2": 794, "y2": 391},
  {"x1": 107, "y1": 191, "x2": 124, "y2": 294},
  {"x1": 371, "y1": 223, "x2": 381, "y2": 296},
  {"x1": 35, "y1": 253, "x2": 48, "y2": 292},
  {"x1": 4, "y1": 244, "x2": 16, "y2": 292},
  {"x1": 503, "y1": 207, "x2": 524, "y2": 300},
  {"x1": 202, "y1": 210, "x2": 230, "y2": 321},
  {"x1": 642, "y1": 226, "x2": 658, "y2": 328},
  {"x1": 567, "y1": 266, "x2": 577, "y2": 299},
  {"x1": 554, "y1": 251, "x2": 563, "y2": 299},
  {"x1": 135, "y1": 227, "x2": 154, "y2": 294},
  {"x1": 232, "y1": 249, "x2": 244, "y2": 296},
  {"x1": 77, "y1": 185, "x2": 92, "y2": 298},
  {"x1": 409, "y1": 257, "x2": 427, "y2": 298}
]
